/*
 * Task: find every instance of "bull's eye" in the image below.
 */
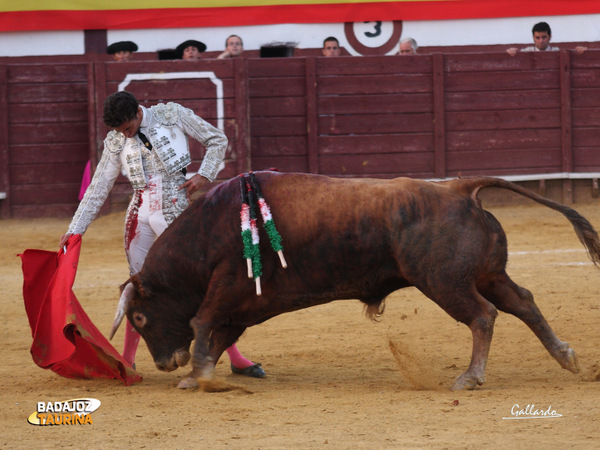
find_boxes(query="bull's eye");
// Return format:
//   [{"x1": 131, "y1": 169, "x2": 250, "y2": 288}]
[{"x1": 133, "y1": 313, "x2": 147, "y2": 328}]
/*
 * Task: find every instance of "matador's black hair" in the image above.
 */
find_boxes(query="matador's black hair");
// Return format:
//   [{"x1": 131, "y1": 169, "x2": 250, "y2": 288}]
[{"x1": 103, "y1": 91, "x2": 139, "y2": 128}]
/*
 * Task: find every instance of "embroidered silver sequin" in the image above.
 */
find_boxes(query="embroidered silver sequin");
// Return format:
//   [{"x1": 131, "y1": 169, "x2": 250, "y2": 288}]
[{"x1": 67, "y1": 102, "x2": 227, "y2": 236}]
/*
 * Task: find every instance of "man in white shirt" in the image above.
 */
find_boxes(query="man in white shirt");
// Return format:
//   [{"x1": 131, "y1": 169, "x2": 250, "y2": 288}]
[{"x1": 507, "y1": 21, "x2": 586, "y2": 56}]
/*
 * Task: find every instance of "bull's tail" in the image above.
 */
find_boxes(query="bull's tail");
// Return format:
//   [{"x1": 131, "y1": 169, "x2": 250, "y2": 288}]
[{"x1": 458, "y1": 177, "x2": 600, "y2": 267}]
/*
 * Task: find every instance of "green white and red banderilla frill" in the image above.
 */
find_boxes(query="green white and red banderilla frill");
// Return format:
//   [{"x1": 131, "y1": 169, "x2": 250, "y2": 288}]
[
  {"x1": 249, "y1": 172, "x2": 287, "y2": 268},
  {"x1": 239, "y1": 173, "x2": 288, "y2": 296},
  {"x1": 240, "y1": 175, "x2": 262, "y2": 295}
]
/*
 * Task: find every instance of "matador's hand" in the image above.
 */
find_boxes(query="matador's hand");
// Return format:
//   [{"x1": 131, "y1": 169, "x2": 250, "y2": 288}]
[{"x1": 179, "y1": 174, "x2": 210, "y2": 201}]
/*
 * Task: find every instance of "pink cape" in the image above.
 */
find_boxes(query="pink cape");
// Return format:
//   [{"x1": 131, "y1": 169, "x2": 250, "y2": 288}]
[
  {"x1": 78, "y1": 160, "x2": 91, "y2": 201},
  {"x1": 20, "y1": 235, "x2": 141, "y2": 385}
]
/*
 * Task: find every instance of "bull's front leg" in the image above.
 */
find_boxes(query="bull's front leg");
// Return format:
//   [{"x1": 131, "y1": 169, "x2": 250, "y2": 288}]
[{"x1": 177, "y1": 317, "x2": 215, "y2": 389}]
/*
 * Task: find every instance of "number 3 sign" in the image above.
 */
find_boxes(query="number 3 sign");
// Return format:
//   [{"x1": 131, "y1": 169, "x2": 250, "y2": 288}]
[{"x1": 344, "y1": 20, "x2": 403, "y2": 55}]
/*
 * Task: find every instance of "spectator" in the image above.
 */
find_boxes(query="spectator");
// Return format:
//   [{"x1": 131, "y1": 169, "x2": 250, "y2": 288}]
[
  {"x1": 217, "y1": 35, "x2": 244, "y2": 59},
  {"x1": 398, "y1": 37, "x2": 418, "y2": 55},
  {"x1": 106, "y1": 41, "x2": 138, "y2": 62},
  {"x1": 507, "y1": 22, "x2": 586, "y2": 56},
  {"x1": 176, "y1": 39, "x2": 206, "y2": 60},
  {"x1": 322, "y1": 36, "x2": 341, "y2": 57}
]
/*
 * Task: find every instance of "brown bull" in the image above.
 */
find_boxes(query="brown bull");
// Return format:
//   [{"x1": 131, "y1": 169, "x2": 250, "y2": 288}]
[{"x1": 112, "y1": 172, "x2": 600, "y2": 390}]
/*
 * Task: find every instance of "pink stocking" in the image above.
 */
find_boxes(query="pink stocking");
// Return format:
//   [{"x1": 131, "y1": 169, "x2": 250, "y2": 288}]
[
  {"x1": 226, "y1": 344, "x2": 254, "y2": 369},
  {"x1": 122, "y1": 318, "x2": 140, "y2": 366}
]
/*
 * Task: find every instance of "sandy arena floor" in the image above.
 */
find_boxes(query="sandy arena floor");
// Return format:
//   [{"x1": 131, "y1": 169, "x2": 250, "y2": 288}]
[{"x1": 2, "y1": 199, "x2": 600, "y2": 448}]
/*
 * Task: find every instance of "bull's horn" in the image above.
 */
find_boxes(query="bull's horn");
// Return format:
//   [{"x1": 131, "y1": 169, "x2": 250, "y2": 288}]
[{"x1": 109, "y1": 281, "x2": 136, "y2": 340}]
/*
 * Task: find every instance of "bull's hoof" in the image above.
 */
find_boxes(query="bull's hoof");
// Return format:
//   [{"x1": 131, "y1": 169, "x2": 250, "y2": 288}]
[
  {"x1": 451, "y1": 373, "x2": 484, "y2": 391},
  {"x1": 231, "y1": 363, "x2": 266, "y2": 378},
  {"x1": 560, "y1": 345, "x2": 580, "y2": 374},
  {"x1": 177, "y1": 377, "x2": 199, "y2": 389}
]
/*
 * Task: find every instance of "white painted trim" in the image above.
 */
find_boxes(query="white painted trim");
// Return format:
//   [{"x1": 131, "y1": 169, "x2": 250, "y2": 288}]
[
  {"x1": 118, "y1": 72, "x2": 225, "y2": 132},
  {"x1": 426, "y1": 172, "x2": 600, "y2": 183}
]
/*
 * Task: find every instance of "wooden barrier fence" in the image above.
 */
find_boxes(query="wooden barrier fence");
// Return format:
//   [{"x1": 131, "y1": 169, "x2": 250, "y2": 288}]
[{"x1": 2, "y1": 50, "x2": 600, "y2": 218}]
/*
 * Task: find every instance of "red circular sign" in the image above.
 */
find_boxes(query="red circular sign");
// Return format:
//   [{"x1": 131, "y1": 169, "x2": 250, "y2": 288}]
[{"x1": 344, "y1": 21, "x2": 403, "y2": 56}]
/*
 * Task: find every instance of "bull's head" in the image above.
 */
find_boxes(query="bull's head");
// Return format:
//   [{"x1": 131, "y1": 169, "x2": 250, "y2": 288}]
[{"x1": 110, "y1": 275, "x2": 195, "y2": 372}]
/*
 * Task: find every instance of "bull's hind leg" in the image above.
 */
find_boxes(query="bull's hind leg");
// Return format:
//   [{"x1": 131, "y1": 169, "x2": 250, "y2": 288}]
[
  {"x1": 451, "y1": 294, "x2": 498, "y2": 390},
  {"x1": 478, "y1": 273, "x2": 580, "y2": 375},
  {"x1": 424, "y1": 286, "x2": 498, "y2": 390}
]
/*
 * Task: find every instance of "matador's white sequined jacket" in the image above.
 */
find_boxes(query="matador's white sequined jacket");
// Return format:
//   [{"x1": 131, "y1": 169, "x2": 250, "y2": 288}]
[{"x1": 67, "y1": 102, "x2": 227, "y2": 236}]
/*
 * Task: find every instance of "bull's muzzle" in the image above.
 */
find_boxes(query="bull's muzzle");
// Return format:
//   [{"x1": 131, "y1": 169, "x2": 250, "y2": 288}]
[{"x1": 155, "y1": 348, "x2": 190, "y2": 372}]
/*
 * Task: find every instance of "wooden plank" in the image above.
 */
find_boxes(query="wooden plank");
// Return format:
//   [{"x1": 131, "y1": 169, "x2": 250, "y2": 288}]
[
  {"x1": 10, "y1": 163, "x2": 88, "y2": 185},
  {"x1": 446, "y1": 71, "x2": 560, "y2": 92},
  {"x1": 250, "y1": 96, "x2": 306, "y2": 116},
  {"x1": 446, "y1": 129, "x2": 561, "y2": 151},
  {"x1": 217, "y1": 161, "x2": 240, "y2": 180},
  {"x1": 318, "y1": 113, "x2": 434, "y2": 135},
  {"x1": 10, "y1": 143, "x2": 88, "y2": 164},
  {"x1": 319, "y1": 134, "x2": 434, "y2": 154},
  {"x1": 446, "y1": 148, "x2": 562, "y2": 172},
  {"x1": 316, "y1": 55, "x2": 433, "y2": 76},
  {"x1": 93, "y1": 62, "x2": 107, "y2": 173},
  {"x1": 8, "y1": 102, "x2": 88, "y2": 124},
  {"x1": 248, "y1": 77, "x2": 305, "y2": 98},
  {"x1": 318, "y1": 152, "x2": 434, "y2": 176},
  {"x1": 560, "y1": 50, "x2": 573, "y2": 203},
  {"x1": 571, "y1": 69, "x2": 600, "y2": 88},
  {"x1": 572, "y1": 127, "x2": 600, "y2": 147},
  {"x1": 155, "y1": 99, "x2": 235, "y2": 120},
  {"x1": 8, "y1": 83, "x2": 88, "y2": 104},
  {"x1": 574, "y1": 147, "x2": 600, "y2": 170},
  {"x1": 319, "y1": 93, "x2": 433, "y2": 115},
  {"x1": 570, "y1": 52, "x2": 600, "y2": 69},
  {"x1": 250, "y1": 155, "x2": 308, "y2": 173},
  {"x1": 180, "y1": 100, "x2": 230, "y2": 121},
  {"x1": 446, "y1": 90, "x2": 560, "y2": 111},
  {"x1": 104, "y1": 60, "x2": 235, "y2": 82},
  {"x1": 318, "y1": 74, "x2": 432, "y2": 95},
  {"x1": 306, "y1": 57, "x2": 318, "y2": 173},
  {"x1": 10, "y1": 204, "x2": 78, "y2": 219},
  {"x1": 432, "y1": 52, "x2": 446, "y2": 179},
  {"x1": 250, "y1": 116, "x2": 307, "y2": 137},
  {"x1": 8, "y1": 63, "x2": 88, "y2": 83},
  {"x1": 86, "y1": 61, "x2": 96, "y2": 183},
  {"x1": 444, "y1": 52, "x2": 559, "y2": 73},
  {"x1": 10, "y1": 183, "x2": 82, "y2": 205},
  {"x1": 444, "y1": 167, "x2": 563, "y2": 178},
  {"x1": 251, "y1": 136, "x2": 308, "y2": 156},
  {"x1": 446, "y1": 109, "x2": 561, "y2": 131},
  {"x1": 0, "y1": 64, "x2": 9, "y2": 218},
  {"x1": 247, "y1": 58, "x2": 306, "y2": 77},
  {"x1": 234, "y1": 57, "x2": 251, "y2": 174},
  {"x1": 571, "y1": 88, "x2": 600, "y2": 108},
  {"x1": 9, "y1": 123, "x2": 88, "y2": 145},
  {"x1": 110, "y1": 79, "x2": 234, "y2": 101}
]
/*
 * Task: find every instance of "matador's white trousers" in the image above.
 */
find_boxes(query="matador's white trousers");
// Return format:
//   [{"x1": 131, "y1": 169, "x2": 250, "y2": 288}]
[{"x1": 122, "y1": 174, "x2": 168, "y2": 364}]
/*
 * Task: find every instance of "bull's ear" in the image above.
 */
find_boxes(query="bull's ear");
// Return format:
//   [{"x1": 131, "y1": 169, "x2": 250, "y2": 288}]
[
  {"x1": 119, "y1": 277, "x2": 132, "y2": 294},
  {"x1": 131, "y1": 274, "x2": 150, "y2": 298}
]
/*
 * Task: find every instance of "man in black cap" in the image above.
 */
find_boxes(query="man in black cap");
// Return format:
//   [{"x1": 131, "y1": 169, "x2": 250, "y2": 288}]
[
  {"x1": 106, "y1": 41, "x2": 138, "y2": 62},
  {"x1": 176, "y1": 39, "x2": 206, "y2": 60}
]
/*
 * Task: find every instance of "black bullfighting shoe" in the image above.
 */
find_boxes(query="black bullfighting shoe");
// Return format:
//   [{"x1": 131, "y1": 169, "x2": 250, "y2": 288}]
[{"x1": 231, "y1": 363, "x2": 266, "y2": 378}]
